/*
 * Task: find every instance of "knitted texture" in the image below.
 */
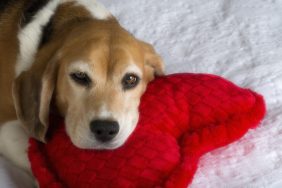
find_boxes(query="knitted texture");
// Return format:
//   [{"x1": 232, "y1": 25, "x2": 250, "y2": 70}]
[{"x1": 28, "y1": 73, "x2": 266, "y2": 188}]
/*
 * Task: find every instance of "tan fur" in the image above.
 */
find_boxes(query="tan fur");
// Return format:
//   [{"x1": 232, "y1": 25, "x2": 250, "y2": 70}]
[{"x1": 0, "y1": 1, "x2": 164, "y2": 148}]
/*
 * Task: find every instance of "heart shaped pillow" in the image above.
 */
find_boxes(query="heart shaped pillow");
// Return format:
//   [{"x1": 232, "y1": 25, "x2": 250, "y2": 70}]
[{"x1": 29, "y1": 73, "x2": 266, "y2": 188}]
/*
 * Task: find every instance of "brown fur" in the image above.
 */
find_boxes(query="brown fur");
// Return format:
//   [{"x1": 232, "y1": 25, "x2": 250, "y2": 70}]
[{"x1": 0, "y1": 1, "x2": 25, "y2": 123}]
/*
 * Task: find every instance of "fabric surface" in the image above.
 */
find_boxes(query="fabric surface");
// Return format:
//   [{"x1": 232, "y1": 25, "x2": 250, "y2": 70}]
[
  {"x1": 0, "y1": 157, "x2": 33, "y2": 188},
  {"x1": 1, "y1": 0, "x2": 282, "y2": 187},
  {"x1": 28, "y1": 73, "x2": 265, "y2": 188}
]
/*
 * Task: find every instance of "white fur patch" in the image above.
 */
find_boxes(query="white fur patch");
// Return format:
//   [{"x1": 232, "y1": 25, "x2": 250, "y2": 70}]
[
  {"x1": 16, "y1": 0, "x2": 61, "y2": 77},
  {"x1": 111, "y1": 110, "x2": 139, "y2": 149},
  {"x1": 74, "y1": 0, "x2": 111, "y2": 20},
  {"x1": 98, "y1": 104, "x2": 112, "y2": 119}
]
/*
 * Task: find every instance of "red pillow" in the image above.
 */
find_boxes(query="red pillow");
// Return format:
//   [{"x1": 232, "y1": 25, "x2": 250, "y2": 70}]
[{"x1": 29, "y1": 73, "x2": 266, "y2": 188}]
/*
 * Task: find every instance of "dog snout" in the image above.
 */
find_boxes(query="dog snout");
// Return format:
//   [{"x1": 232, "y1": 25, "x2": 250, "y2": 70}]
[{"x1": 90, "y1": 120, "x2": 119, "y2": 142}]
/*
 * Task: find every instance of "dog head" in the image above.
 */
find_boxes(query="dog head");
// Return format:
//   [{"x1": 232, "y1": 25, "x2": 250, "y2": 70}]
[{"x1": 13, "y1": 18, "x2": 164, "y2": 149}]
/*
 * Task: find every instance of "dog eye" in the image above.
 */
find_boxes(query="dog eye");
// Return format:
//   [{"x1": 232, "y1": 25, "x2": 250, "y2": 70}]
[
  {"x1": 122, "y1": 73, "x2": 140, "y2": 90},
  {"x1": 70, "y1": 72, "x2": 91, "y2": 86}
]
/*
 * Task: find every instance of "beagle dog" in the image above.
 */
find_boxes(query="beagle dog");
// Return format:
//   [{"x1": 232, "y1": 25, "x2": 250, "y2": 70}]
[{"x1": 0, "y1": 0, "x2": 164, "y2": 174}]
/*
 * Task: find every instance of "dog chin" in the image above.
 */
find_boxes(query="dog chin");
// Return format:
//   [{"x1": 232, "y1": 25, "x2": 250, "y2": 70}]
[
  {"x1": 91, "y1": 141, "x2": 125, "y2": 150},
  {"x1": 71, "y1": 138, "x2": 128, "y2": 150},
  {"x1": 67, "y1": 129, "x2": 132, "y2": 150},
  {"x1": 91, "y1": 131, "x2": 134, "y2": 150}
]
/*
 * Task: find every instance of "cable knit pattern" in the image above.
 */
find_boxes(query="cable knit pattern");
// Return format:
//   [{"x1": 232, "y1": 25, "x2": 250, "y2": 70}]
[{"x1": 28, "y1": 73, "x2": 265, "y2": 188}]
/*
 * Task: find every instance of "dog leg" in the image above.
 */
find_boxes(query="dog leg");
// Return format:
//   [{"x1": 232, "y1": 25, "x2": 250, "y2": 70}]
[{"x1": 0, "y1": 120, "x2": 31, "y2": 172}]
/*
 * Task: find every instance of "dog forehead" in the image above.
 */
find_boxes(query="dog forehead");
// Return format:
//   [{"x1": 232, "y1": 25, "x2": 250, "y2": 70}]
[
  {"x1": 59, "y1": 33, "x2": 144, "y2": 78},
  {"x1": 87, "y1": 43, "x2": 143, "y2": 69}
]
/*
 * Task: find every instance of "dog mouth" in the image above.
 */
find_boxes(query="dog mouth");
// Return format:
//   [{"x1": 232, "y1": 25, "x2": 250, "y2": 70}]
[
  {"x1": 88, "y1": 112, "x2": 139, "y2": 150},
  {"x1": 66, "y1": 123, "x2": 134, "y2": 150},
  {"x1": 65, "y1": 109, "x2": 139, "y2": 150}
]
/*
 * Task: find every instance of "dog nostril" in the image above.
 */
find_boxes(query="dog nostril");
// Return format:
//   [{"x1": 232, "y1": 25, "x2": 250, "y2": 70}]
[{"x1": 90, "y1": 120, "x2": 119, "y2": 142}]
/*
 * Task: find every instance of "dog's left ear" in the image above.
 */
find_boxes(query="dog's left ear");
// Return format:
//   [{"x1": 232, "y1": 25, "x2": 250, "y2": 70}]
[
  {"x1": 140, "y1": 41, "x2": 165, "y2": 81},
  {"x1": 12, "y1": 57, "x2": 58, "y2": 142}
]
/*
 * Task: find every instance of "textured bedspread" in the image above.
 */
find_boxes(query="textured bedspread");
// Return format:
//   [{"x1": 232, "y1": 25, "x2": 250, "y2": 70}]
[{"x1": 1, "y1": 0, "x2": 281, "y2": 187}]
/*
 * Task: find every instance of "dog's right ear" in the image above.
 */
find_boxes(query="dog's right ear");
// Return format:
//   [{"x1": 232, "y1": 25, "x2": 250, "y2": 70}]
[
  {"x1": 12, "y1": 58, "x2": 58, "y2": 142},
  {"x1": 139, "y1": 40, "x2": 165, "y2": 82}
]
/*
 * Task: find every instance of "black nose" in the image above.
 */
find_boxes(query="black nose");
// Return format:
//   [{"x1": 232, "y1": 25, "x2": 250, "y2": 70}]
[{"x1": 90, "y1": 120, "x2": 119, "y2": 142}]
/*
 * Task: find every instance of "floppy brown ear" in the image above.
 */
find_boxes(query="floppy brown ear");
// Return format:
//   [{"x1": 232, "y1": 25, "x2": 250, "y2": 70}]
[
  {"x1": 140, "y1": 41, "x2": 165, "y2": 81},
  {"x1": 12, "y1": 59, "x2": 58, "y2": 142}
]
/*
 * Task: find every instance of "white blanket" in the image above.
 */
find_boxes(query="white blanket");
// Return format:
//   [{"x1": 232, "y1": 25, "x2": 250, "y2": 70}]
[{"x1": 1, "y1": 0, "x2": 281, "y2": 187}]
